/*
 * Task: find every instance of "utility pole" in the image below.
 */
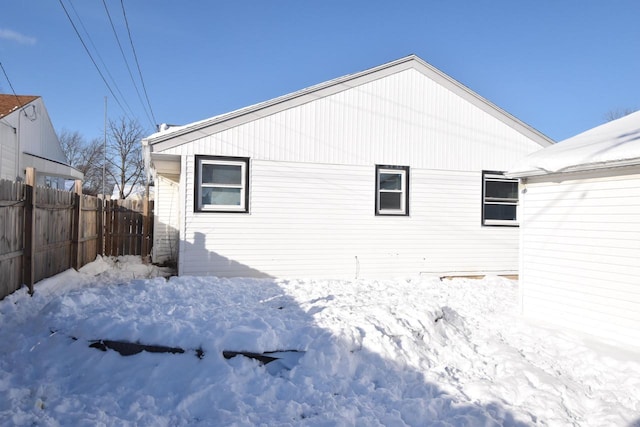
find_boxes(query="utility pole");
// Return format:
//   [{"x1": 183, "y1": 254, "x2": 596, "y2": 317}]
[
  {"x1": 100, "y1": 96, "x2": 108, "y2": 257},
  {"x1": 102, "y1": 96, "x2": 107, "y2": 199}
]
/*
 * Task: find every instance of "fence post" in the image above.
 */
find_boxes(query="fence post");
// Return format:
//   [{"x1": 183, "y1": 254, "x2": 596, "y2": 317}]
[
  {"x1": 142, "y1": 191, "x2": 150, "y2": 263},
  {"x1": 23, "y1": 167, "x2": 36, "y2": 295},
  {"x1": 97, "y1": 197, "x2": 104, "y2": 257},
  {"x1": 71, "y1": 180, "x2": 82, "y2": 270},
  {"x1": 105, "y1": 199, "x2": 112, "y2": 257}
]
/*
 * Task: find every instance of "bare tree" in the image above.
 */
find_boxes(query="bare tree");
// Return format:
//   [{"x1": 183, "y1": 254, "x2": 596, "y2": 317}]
[
  {"x1": 82, "y1": 138, "x2": 112, "y2": 196},
  {"x1": 58, "y1": 129, "x2": 84, "y2": 166},
  {"x1": 106, "y1": 117, "x2": 145, "y2": 200},
  {"x1": 604, "y1": 108, "x2": 636, "y2": 122},
  {"x1": 58, "y1": 129, "x2": 113, "y2": 196}
]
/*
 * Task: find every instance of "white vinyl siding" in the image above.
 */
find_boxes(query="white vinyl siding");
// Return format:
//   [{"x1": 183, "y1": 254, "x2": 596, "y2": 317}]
[
  {"x1": 151, "y1": 59, "x2": 550, "y2": 279},
  {"x1": 160, "y1": 68, "x2": 542, "y2": 171},
  {"x1": 0, "y1": 123, "x2": 17, "y2": 180},
  {"x1": 12, "y1": 98, "x2": 67, "y2": 164},
  {"x1": 520, "y1": 167, "x2": 640, "y2": 345},
  {"x1": 1, "y1": 97, "x2": 71, "y2": 181},
  {"x1": 152, "y1": 174, "x2": 180, "y2": 264},
  {"x1": 179, "y1": 158, "x2": 519, "y2": 278}
]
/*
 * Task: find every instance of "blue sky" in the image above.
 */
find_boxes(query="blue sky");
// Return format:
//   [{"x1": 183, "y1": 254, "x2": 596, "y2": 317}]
[{"x1": 1, "y1": 1, "x2": 638, "y2": 143}]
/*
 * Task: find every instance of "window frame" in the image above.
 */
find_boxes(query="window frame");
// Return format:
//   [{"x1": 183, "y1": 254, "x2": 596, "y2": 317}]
[
  {"x1": 375, "y1": 165, "x2": 410, "y2": 216},
  {"x1": 194, "y1": 155, "x2": 250, "y2": 213},
  {"x1": 482, "y1": 170, "x2": 518, "y2": 227}
]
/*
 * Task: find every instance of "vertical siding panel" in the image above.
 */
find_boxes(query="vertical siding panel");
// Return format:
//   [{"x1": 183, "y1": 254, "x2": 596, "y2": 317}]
[
  {"x1": 152, "y1": 175, "x2": 180, "y2": 263},
  {"x1": 164, "y1": 68, "x2": 542, "y2": 171}
]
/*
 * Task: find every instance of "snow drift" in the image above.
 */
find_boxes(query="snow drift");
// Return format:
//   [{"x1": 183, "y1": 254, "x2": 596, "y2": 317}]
[{"x1": 0, "y1": 256, "x2": 638, "y2": 426}]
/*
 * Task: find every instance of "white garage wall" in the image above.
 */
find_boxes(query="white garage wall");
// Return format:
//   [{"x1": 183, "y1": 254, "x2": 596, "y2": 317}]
[
  {"x1": 520, "y1": 166, "x2": 640, "y2": 345},
  {"x1": 179, "y1": 158, "x2": 519, "y2": 279}
]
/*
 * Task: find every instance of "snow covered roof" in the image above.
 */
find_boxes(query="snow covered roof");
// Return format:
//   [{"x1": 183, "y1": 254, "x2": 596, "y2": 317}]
[{"x1": 508, "y1": 110, "x2": 640, "y2": 178}]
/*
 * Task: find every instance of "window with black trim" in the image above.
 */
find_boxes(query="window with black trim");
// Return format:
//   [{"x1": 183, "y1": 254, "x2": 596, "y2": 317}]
[
  {"x1": 482, "y1": 171, "x2": 518, "y2": 226},
  {"x1": 376, "y1": 165, "x2": 409, "y2": 216},
  {"x1": 195, "y1": 155, "x2": 249, "y2": 213}
]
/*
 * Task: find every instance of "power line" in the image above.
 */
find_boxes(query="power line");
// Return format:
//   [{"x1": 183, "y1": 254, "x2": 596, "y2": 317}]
[
  {"x1": 58, "y1": 0, "x2": 129, "y2": 116},
  {"x1": 120, "y1": 0, "x2": 157, "y2": 128},
  {"x1": 0, "y1": 60, "x2": 26, "y2": 130},
  {"x1": 102, "y1": 0, "x2": 154, "y2": 129},
  {"x1": 60, "y1": 0, "x2": 157, "y2": 132},
  {"x1": 0, "y1": 61, "x2": 24, "y2": 106},
  {"x1": 67, "y1": 0, "x2": 137, "y2": 121}
]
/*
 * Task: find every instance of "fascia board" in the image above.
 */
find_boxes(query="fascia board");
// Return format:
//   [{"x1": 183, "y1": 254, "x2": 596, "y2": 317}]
[
  {"x1": 507, "y1": 158, "x2": 640, "y2": 179},
  {"x1": 22, "y1": 152, "x2": 84, "y2": 180}
]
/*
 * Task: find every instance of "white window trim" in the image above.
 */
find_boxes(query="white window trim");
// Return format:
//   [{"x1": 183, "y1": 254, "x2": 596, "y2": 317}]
[
  {"x1": 196, "y1": 156, "x2": 249, "y2": 213},
  {"x1": 482, "y1": 171, "x2": 518, "y2": 226},
  {"x1": 376, "y1": 165, "x2": 409, "y2": 216}
]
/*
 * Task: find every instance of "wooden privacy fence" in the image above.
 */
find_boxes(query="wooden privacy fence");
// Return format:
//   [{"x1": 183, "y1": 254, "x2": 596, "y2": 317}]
[
  {"x1": 104, "y1": 198, "x2": 153, "y2": 258},
  {"x1": 0, "y1": 180, "x2": 24, "y2": 299},
  {"x1": 0, "y1": 168, "x2": 153, "y2": 299}
]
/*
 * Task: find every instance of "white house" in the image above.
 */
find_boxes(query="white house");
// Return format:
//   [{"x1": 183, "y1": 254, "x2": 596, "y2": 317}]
[
  {"x1": 508, "y1": 110, "x2": 640, "y2": 347},
  {"x1": 0, "y1": 94, "x2": 83, "y2": 187},
  {"x1": 143, "y1": 55, "x2": 553, "y2": 279}
]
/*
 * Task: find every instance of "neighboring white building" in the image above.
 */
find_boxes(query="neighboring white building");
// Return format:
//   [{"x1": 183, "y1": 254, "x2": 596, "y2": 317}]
[
  {"x1": 143, "y1": 55, "x2": 553, "y2": 278},
  {"x1": 0, "y1": 94, "x2": 83, "y2": 187},
  {"x1": 509, "y1": 110, "x2": 640, "y2": 347}
]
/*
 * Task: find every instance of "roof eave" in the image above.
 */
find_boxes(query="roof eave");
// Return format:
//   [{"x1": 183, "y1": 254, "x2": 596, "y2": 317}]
[
  {"x1": 145, "y1": 54, "x2": 554, "y2": 150},
  {"x1": 146, "y1": 56, "x2": 424, "y2": 147},
  {"x1": 508, "y1": 158, "x2": 640, "y2": 179}
]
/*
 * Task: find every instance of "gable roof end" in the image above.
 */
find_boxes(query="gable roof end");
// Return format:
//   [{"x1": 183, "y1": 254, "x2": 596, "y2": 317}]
[{"x1": 144, "y1": 55, "x2": 553, "y2": 151}]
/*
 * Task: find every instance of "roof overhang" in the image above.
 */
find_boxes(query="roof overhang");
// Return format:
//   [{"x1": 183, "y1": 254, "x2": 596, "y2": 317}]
[
  {"x1": 507, "y1": 158, "x2": 640, "y2": 179},
  {"x1": 143, "y1": 55, "x2": 554, "y2": 153},
  {"x1": 508, "y1": 110, "x2": 640, "y2": 179},
  {"x1": 150, "y1": 153, "x2": 181, "y2": 175},
  {"x1": 23, "y1": 152, "x2": 84, "y2": 181}
]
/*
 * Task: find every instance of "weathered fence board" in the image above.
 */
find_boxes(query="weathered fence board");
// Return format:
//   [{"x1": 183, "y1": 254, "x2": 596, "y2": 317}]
[
  {"x1": 103, "y1": 199, "x2": 153, "y2": 258},
  {"x1": 33, "y1": 183, "x2": 74, "y2": 284},
  {"x1": 80, "y1": 194, "x2": 101, "y2": 267},
  {"x1": 23, "y1": 169, "x2": 36, "y2": 293},
  {"x1": 0, "y1": 179, "x2": 25, "y2": 298},
  {"x1": 0, "y1": 171, "x2": 153, "y2": 299}
]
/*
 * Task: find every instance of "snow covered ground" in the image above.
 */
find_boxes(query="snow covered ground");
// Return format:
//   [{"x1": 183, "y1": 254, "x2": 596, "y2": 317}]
[{"x1": 0, "y1": 256, "x2": 638, "y2": 426}]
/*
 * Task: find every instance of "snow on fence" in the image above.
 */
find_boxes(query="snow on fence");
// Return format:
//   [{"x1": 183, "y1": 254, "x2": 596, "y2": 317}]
[{"x1": 0, "y1": 168, "x2": 153, "y2": 299}]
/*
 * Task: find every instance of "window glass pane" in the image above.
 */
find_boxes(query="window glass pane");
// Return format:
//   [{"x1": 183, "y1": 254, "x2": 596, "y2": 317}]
[
  {"x1": 202, "y1": 187, "x2": 241, "y2": 206},
  {"x1": 486, "y1": 180, "x2": 517, "y2": 200},
  {"x1": 380, "y1": 192, "x2": 402, "y2": 210},
  {"x1": 379, "y1": 173, "x2": 402, "y2": 190},
  {"x1": 202, "y1": 164, "x2": 242, "y2": 185},
  {"x1": 485, "y1": 204, "x2": 517, "y2": 221}
]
